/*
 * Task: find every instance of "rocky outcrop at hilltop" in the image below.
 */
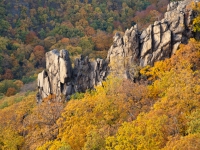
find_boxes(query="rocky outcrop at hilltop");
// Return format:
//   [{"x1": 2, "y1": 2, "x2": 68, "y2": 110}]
[
  {"x1": 38, "y1": 50, "x2": 72, "y2": 100},
  {"x1": 37, "y1": 50, "x2": 108, "y2": 102},
  {"x1": 107, "y1": 0, "x2": 195, "y2": 77},
  {"x1": 37, "y1": 0, "x2": 197, "y2": 102}
]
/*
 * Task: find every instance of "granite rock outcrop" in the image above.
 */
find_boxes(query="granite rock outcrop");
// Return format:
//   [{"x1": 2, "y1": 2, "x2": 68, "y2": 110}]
[{"x1": 37, "y1": 50, "x2": 108, "y2": 102}]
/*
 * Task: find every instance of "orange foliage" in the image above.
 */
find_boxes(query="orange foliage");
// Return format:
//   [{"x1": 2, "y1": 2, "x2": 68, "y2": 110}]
[
  {"x1": 43, "y1": 94, "x2": 57, "y2": 102},
  {"x1": 6, "y1": 87, "x2": 17, "y2": 97},
  {"x1": 33, "y1": 45, "x2": 45, "y2": 62},
  {"x1": 24, "y1": 100, "x2": 64, "y2": 149},
  {"x1": 133, "y1": 4, "x2": 162, "y2": 30},
  {"x1": 84, "y1": 26, "x2": 96, "y2": 36},
  {"x1": 2, "y1": 69, "x2": 13, "y2": 80},
  {"x1": 92, "y1": 31, "x2": 112, "y2": 50},
  {"x1": 163, "y1": 134, "x2": 200, "y2": 150},
  {"x1": 25, "y1": 31, "x2": 38, "y2": 44},
  {"x1": 14, "y1": 80, "x2": 24, "y2": 89},
  {"x1": 61, "y1": 38, "x2": 70, "y2": 44},
  {"x1": 61, "y1": 21, "x2": 74, "y2": 28}
]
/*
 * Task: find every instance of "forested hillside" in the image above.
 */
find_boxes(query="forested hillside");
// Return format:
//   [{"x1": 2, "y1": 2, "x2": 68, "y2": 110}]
[
  {"x1": 1, "y1": 0, "x2": 200, "y2": 149},
  {"x1": 1, "y1": 38, "x2": 200, "y2": 149},
  {"x1": 0, "y1": 0, "x2": 168, "y2": 81}
]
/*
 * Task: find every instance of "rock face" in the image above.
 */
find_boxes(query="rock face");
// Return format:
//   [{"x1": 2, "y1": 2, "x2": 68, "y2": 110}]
[
  {"x1": 37, "y1": 50, "x2": 108, "y2": 102},
  {"x1": 38, "y1": 50, "x2": 72, "y2": 101},
  {"x1": 106, "y1": 25, "x2": 140, "y2": 79},
  {"x1": 107, "y1": 0, "x2": 195, "y2": 70},
  {"x1": 37, "y1": 0, "x2": 197, "y2": 101},
  {"x1": 73, "y1": 56, "x2": 107, "y2": 93}
]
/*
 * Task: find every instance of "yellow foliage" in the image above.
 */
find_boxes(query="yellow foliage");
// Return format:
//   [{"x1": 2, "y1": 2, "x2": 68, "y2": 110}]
[
  {"x1": 191, "y1": 1, "x2": 200, "y2": 13},
  {"x1": 0, "y1": 92, "x2": 36, "y2": 149},
  {"x1": 162, "y1": 134, "x2": 200, "y2": 150},
  {"x1": 105, "y1": 39, "x2": 200, "y2": 150},
  {"x1": 40, "y1": 76, "x2": 150, "y2": 149},
  {"x1": 106, "y1": 112, "x2": 168, "y2": 150},
  {"x1": 37, "y1": 140, "x2": 71, "y2": 150},
  {"x1": 1, "y1": 39, "x2": 200, "y2": 150},
  {"x1": 0, "y1": 127, "x2": 24, "y2": 150}
]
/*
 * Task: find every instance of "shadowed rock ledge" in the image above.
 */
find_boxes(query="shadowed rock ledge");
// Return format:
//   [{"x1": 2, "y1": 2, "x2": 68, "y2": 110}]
[{"x1": 37, "y1": 0, "x2": 197, "y2": 102}]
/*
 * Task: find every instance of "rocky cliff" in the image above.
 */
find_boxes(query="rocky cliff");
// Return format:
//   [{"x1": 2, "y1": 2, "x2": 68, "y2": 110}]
[
  {"x1": 37, "y1": 50, "x2": 108, "y2": 102},
  {"x1": 107, "y1": 0, "x2": 195, "y2": 78},
  {"x1": 37, "y1": 0, "x2": 197, "y2": 102}
]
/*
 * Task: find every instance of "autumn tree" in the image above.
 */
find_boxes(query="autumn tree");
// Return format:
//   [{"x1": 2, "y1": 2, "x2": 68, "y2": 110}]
[
  {"x1": 24, "y1": 99, "x2": 64, "y2": 149},
  {"x1": 0, "y1": 92, "x2": 36, "y2": 149},
  {"x1": 25, "y1": 31, "x2": 38, "y2": 44},
  {"x1": 2, "y1": 69, "x2": 13, "y2": 80},
  {"x1": 106, "y1": 112, "x2": 168, "y2": 150},
  {"x1": 33, "y1": 45, "x2": 45, "y2": 67},
  {"x1": 5, "y1": 87, "x2": 17, "y2": 97},
  {"x1": 84, "y1": 26, "x2": 96, "y2": 36},
  {"x1": 0, "y1": 126, "x2": 24, "y2": 149},
  {"x1": 78, "y1": 36, "x2": 94, "y2": 56},
  {"x1": 162, "y1": 134, "x2": 200, "y2": 150},
  {"x1": 92, "y1": 30, "x2": 112, "y2": 51},
  {"x1": 39, "y1": 76, "x2": 151, "y2": 149}
]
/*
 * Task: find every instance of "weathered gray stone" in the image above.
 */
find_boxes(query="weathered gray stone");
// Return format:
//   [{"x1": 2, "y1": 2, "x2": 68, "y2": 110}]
[
  {"x1": 173, "y1": 33, "x2": 183, "y2": 42},
  {"x1": 172, "y1": 42, "x2": 181, "y2": 54},
  {"x1": 38, "y1": 70, "x2": 50, "y2": 99},
  {"x1": 46, "y1": 50, "x2": 59, "y2": 76},
  {"x1": 140, "y1": 30, "x2": 148, "y2": 42},
  {"x1": 161, "y1": 23, "x2": 168, "y2": 32},
  {"x1": 151, "y1": 48, "x2": 162, "y2": 63},
  {"x1": 142, "y1": 54, "x2": 153, "y2": 66},
  {"x1": 106, "y1": 24, "x2": 140, "y2": 79},
  {"x1": 153, "y1": 32, "x2": 161, "y2": 51},
  {"x1": 38, "y1": 70, "x2": 45, "y2": 88},
  {"x1": 153, "y1": 24, "x2": 161, "y2": 34},
  {"x1": 161, "y1": 30, "x2": 171, "y2": 47},
  {"x1": 141, "y1": 37, "x2": 152, "y2": 57},
  {"x1": 38, "y1": 49, "x2": 108, "y2": 101}
]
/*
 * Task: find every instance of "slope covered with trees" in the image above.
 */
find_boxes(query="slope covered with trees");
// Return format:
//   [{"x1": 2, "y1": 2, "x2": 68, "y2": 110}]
[
  {"x1": 36, "y1": 38, "x2": 200, "y2": 150},
  {"x1": 0, "y1": 0, "x2": 200, "y2": 149},
  {"x1": 0, "y1": 38, "x2": 200, "y2": 149},
  {"x1": 0, "y1": 0, "x2": 168, "y2": 82}
]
